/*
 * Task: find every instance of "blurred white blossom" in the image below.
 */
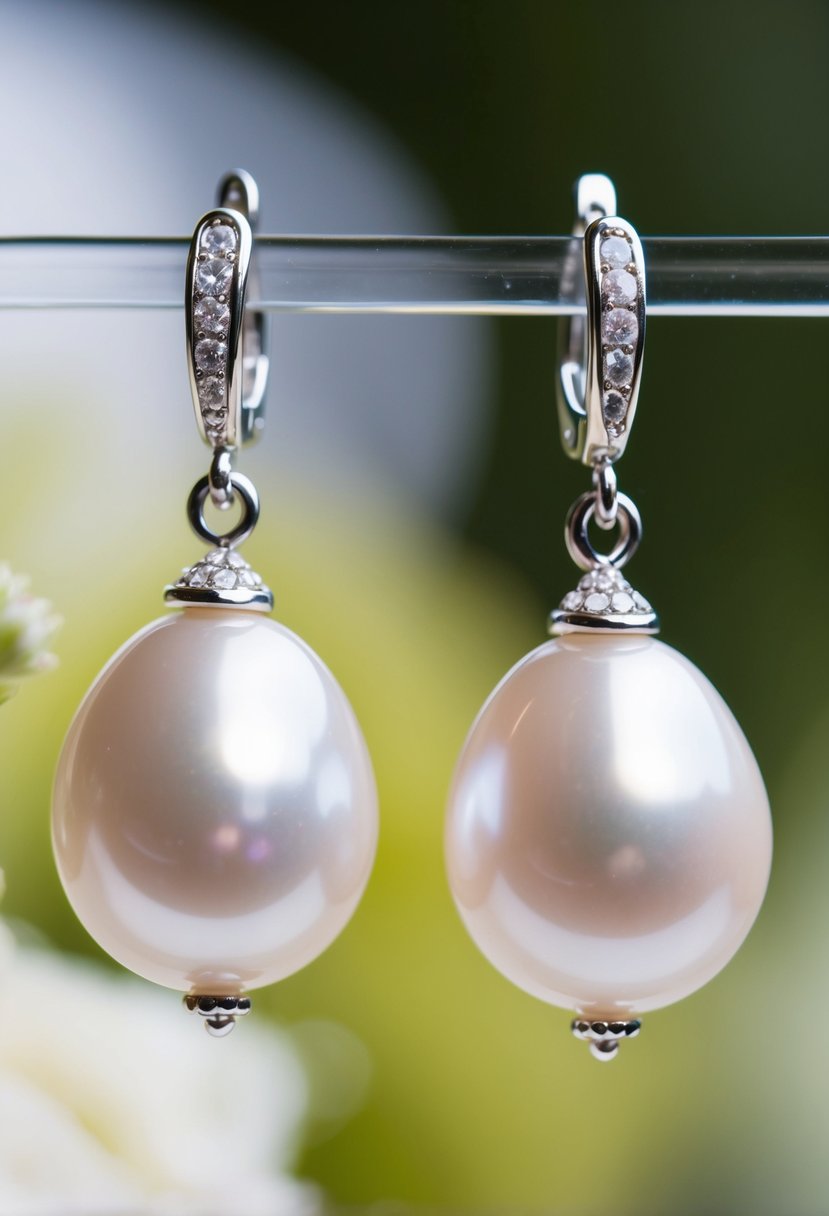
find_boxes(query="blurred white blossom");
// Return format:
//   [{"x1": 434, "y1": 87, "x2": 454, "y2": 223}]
[
  {"x1": 0, "y1": 565, "x2": 60, "y2": 703},
  {"x1": 0, "y1": 939, "x2": 318, "y2": 1216}
]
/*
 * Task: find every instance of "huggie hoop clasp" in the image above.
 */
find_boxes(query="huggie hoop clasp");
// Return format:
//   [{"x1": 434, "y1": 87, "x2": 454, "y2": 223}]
[
  {"x1": 217, "y1": 170, "x2": 269, "y2": 441},
  {"x1": 185, "y1": 170, "x2": 268, "y2": 455},
  {"x1": 557, "y1": 174, "x2": 616, "y2": 462},
  {"x1": 557, "y1": 174, "x2": 646, "y2": 468}
]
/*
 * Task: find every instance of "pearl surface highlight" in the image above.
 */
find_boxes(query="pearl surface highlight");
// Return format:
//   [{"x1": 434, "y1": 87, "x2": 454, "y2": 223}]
[
  {"x1": 53, "y1": 608, "x2": 378, "y2": 995},
  {"x1": 445, "y1": 634, "x2": 771, "y2": 1017}
]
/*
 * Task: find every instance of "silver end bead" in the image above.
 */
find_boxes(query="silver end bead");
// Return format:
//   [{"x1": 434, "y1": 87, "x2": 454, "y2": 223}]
[
  {"x1": 183, "y1": 993, "x2": 252, "y2": 1037},
  {"x1": 571, "y1": 1016, "x2": 641, "y2": 1062}
]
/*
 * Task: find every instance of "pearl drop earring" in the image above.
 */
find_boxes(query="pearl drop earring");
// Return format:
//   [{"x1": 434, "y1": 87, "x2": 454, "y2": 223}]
[
  {"x1": 445, "y1": 175, "x2": 772, "y2": 1061},
  {"x1": 52, "y1": 171, "x2": 379, "y2": 1036}
]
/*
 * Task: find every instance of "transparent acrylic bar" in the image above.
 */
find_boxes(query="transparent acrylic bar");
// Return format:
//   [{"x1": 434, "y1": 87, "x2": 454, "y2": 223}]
[{"x1": 0, "y1": 236, "x2": 827, "y2": 315}]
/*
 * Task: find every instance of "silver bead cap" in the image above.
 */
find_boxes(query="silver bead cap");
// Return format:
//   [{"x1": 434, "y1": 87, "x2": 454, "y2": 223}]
[
  {"x1": 184, "y1": 993, "x2": 252, "y2": 1037},
  {"x1": 571, "y1": 1016, "x2": 641, "y2": 1062},
  {"x1": 549, "y1": 565, "x2": 658, "y2": 636},
  {"x1": 165, "y1": 546, "x2": 273, "y2": 612}
]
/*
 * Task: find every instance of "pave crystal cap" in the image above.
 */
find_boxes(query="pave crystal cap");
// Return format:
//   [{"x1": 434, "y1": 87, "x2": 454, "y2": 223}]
[
  {"x1": 549, "y1": 564, "x2": 658, "y2": 635},
  {"x1": 164, "y1": 546, "x2": 273, "y2": 612}
]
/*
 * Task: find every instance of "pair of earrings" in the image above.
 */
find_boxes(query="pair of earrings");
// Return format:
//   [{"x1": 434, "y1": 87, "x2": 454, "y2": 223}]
[{"x1": 51, "y1": 172, "x2": 772, "y2": 1058}]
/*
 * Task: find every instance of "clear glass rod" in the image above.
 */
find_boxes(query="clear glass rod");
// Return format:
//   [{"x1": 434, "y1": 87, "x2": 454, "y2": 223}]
[{"x1": 0, "y1": 236, "x2": 827, "y2": 316}]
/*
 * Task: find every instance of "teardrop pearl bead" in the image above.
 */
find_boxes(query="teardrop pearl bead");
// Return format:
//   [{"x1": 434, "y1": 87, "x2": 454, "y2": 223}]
[
  {"x1": 52, "y1": 608, "x2": 378, "y2": 996},
  {"x1": 445, "y1": 633, "x2": 771, "y2": 1017}
]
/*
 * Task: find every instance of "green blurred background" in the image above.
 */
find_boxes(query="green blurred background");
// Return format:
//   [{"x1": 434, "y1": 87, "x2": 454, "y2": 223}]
[{"x1": 2, "y1": 0, "x2": 829, "y2": 1212}]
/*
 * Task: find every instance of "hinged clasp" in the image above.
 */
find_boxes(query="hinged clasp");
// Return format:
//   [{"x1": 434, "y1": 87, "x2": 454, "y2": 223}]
[
  {"x1": 556, "y1": 174, "x2": 646, "y2": 467},
  {"x1": 185, "y1": 169, "x2": 268, "y2": 452}
]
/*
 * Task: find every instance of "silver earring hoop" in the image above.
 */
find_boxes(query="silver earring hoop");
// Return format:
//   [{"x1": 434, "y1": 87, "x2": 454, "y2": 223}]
[
  {"x1": 52, "y1": 169, "x2": 380, "y2": 1038},
  {"x1": 445, "y1": 173, "x2": 772, "y2": 1064},
  {"x1": 551, "y1": 174, "x2": 655, "y2": 634},
  {"x1": 185, "y1": 168, "x2": 268, "y2": 512}
]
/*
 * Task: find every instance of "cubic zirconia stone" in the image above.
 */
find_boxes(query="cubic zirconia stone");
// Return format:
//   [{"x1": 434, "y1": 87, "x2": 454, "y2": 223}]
[
  {"x1": 602, "y1": 308, "x2": 639, "y2": 345},
  {"x1": 602, "y1": 390, "x2": 627, "y2": 424},
  {"x1": 594, "y1": 571, "x2": 614, "y2": 591},
  {"x1": 605, "y1": 349, "x2": 633, "y2": 386},
  {"x1": 212, "y1": 568, "x2": 237, "y2": 590},
  {"x1": 562, "y1": 592, "x2": 583, "y2": 612},
  {"x1": 205, "y1": 550, "x2": 226, "y2": 566},
  {"x1": 199, "y1": 376, "x2": 224, "y2": 406},
  {"x1": 584, "y1": 592, "x2": 610, "y2": 613},
  {"x1": 633, "y1": 591, "x2": 652, "y2": 612},
  {"x1": 611, "y1": 592, "x2": 634, "y2": 613},
  {"x1": 195, "y1": 339, "x2": 227, "y2": 373},
  {"x1": 196, "y1": 258, "x2": 233, "y2": 295},
  {"x1": 189, "y1": 567, "x2": 208, "y2": 587},
  {"x1": 194, "y1": 297, "x2": 230, "y2": 335},
  {"x1": 202, "y1": 224, "x2": 236, "y2": 254},
  {"x1": 204, "y1": 411, "x2": 227, "y2": 429},
  {"x1": 600, "y1": 236, "x2": 631, "y2": 269},
  {"x1": 602, "y1": 269, "x2": 637, "y2": 306}
]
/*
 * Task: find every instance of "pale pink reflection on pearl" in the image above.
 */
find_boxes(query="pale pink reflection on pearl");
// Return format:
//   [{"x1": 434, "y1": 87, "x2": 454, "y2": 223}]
[{"x1": 446, "y1": 634, "x2": 772, "y2": 1017}]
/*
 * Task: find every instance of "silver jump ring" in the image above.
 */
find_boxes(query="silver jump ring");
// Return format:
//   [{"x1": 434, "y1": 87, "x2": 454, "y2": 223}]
[
  {"x1": 208, "y1": 447, "x2": 235, "y2": 510},
  {"x1": 187, "y1": 472, "x2": 260, "y2": 548},
  {"x1": 592, "y1": 460, "x2": 618, "y2": 530},
  {"x1": 565, "y1": 490, "x2": 642, "y2": 571}
]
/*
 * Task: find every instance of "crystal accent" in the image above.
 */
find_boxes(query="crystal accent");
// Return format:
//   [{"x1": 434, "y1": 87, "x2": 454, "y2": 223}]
[
  {"x1": 201, "y1": 224, "x2": 237, "y2": 254},
  {"x1": 196, "y1": 258, "x2": 233, "y2": 296},
  {"x1": 179, "y1": 550, "x2": 264, "y2": 592},
  {"x1": 602, "y1": 390, "x2": 627, "y2": 425},
  {"x1": 604, "y1": 349, "x2": 633, "y2": 386},
  {"x1": 602, "y1": 308, "x2": 638, "y2": 345},
  {"x1": 602, "y1": 269, "x2": 637, "y2": 306},
  {"x1": 600, "y1": 236, "x2": 631, "y2": 270},
  {"x1": 550, "y1": 566, "x2": 657, "y2": 634},
  {"x1": 584, "y1": 592, "x2": 610, "y2": 612},
  {"x1": 195, "y1": 339, "x2": 227, "y2": 373},
  {"x1": 198, "y1": 376, "x2": 224, "y2": 406},
  {"x1": 194, "y1": 297, "x2": 230, "y2": 335}
]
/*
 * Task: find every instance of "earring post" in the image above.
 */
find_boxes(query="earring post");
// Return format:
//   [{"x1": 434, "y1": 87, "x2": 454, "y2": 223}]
[{"x1": 0, "y1": 235, "x2": 827, "y2": 315}]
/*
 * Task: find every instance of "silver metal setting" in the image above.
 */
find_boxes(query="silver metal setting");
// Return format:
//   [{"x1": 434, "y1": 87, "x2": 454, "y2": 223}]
[
  {"x1": 557, "y1": 174, "x2": 617, "y2": 461},
  {"x1": 550, "y1": 491, "x2": 658, "y2": 635},
  {"x1": 217, "y1": 170, "x2": 269, "y2": 441},
  {"x1": 551, "y1": 176, "x2": 657, "y2": 637},
  {"x1": 557, "y1": 176, "x2": 646, "y2": 467},
  {"x1": 165, "y1": 544, "x2": 273, "y2": 612},
  {"x1": 172, "y1": 174, "x2": 273, "y2": 620},
  {"x1": 571, "y1": 1017, "x2": 641, "y2": 1062},
  {"x1": 185, "y1": 170, "x2": 268, "y2": 453},
  {"x1": 183, "y1": 993, "x2": 252, "y2": 1037}
]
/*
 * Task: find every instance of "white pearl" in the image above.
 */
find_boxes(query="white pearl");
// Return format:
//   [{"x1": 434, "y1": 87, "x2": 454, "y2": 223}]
[
  {"x1": 445, "y1": 634, "x2": 772, "y2": 1017},
  {"x1": 52, "y1": 609, "x2": 378, "y2": 995}
]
